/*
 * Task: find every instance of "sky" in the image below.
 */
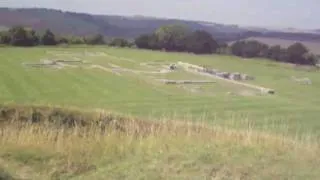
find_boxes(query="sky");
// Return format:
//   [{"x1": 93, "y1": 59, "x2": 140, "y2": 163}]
[{"x1": 0, "y1": 0, "x2": 319, "y2": 29}]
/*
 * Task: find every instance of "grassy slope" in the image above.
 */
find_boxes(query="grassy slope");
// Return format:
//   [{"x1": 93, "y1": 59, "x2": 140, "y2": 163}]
[
  {"x1": 1, "y1": 46, "x2": 320, "y2": 136},
  {"x1": 0, "y1": 46, "x2": 320, "y2": 179},
  {"x1": 0, "y1": 107, "x2": 319, "y2": 180},
  {"x1": 2, "y1": 125, "x2": 319, "y2": 180}
]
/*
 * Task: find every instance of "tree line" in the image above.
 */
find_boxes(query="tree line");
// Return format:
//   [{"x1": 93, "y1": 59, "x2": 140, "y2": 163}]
[
  {"x1": 0, "y1": 26, "x2": 134, "y2": 47},
  {"x1": 229, "y1": 40, "x2": 318, "y2": 65},
  {"x1": 134, "y1": 25, "x2": 318, "y2": 65},
  {"x1": 0, "y1": 25, "x2": 318, "y2": 66},
  {"x1": 134, "y1": 24, "x2": 220, "y2": 54}
]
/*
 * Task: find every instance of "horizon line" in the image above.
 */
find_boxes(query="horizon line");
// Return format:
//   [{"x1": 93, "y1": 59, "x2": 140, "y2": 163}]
[{"x1": 1, "y1": 6, "x2": 319, "y2": 32}]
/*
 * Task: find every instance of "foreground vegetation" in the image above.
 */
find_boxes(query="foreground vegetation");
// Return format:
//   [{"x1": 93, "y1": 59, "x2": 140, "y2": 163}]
[{"x1": 0, "y1": 105, "x2": 319, "y2": 179}]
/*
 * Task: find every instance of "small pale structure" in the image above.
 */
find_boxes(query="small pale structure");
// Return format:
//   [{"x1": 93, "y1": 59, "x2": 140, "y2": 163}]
[
  {"x1": 241, "y1": 74, "x2": 255, "y2": 81},
  {"x1": 216, "y1": 72, "x2": 224, "y2": 78},
  {"x1": 41, "y1": 59, "x2": 57, "y2": 65},
  {"x1": 205, "y1": 68, "x2": 218, "y2": 75},
  {"x1": 219, "y1": 72, "x2": 230, "y2": 79},
  {"x1": 260, "y1": 88, "x2": 275, "y2": 95},
  {"x1": 230, "y1": 72, "x2": 242, "y2": 81},
  {"x1": 55, "y1": 59, "x2": 83, "y2": 63},
  {"x1": 159, "y1": 79, "x2": 216, "y2": 84},
  {"x1": 291, "y1": 76, "x2": 312, "y2": 85},
  {"x1": 169, "y1": 64, "x2": 177, "y2": 70},
  {"x1": 176, "y1": 61, "x2": 274, "y2": 95}
]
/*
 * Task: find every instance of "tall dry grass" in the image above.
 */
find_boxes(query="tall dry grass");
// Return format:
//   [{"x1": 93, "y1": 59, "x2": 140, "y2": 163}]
[{"x1": 0, "y1": 105, "x2": 319, "y2": 179}]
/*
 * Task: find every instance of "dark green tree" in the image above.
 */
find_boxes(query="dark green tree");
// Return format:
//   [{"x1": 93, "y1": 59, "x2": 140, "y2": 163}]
[
  {"x1": 218, "y1": 42, "x2": 228, "y2": 49},
  {"x1": 146, "y1": 34, "x2": 160, "y2": 50},
  {"x1": 8, "y1": 26, "x2": 38, "y2": 46},
  {"x1": 57, "y1": 36, "x2": 69, "y2": 44},
  {"x1": 241, "y1": 40, "x2": 268, "y2": 58},
  {"x1": 0, "y1": 31, "x2": 11, "y2": 44},
  {"x1": 41, "y1": 29, "x2": 57, "y2": 45},
  {"x1": 267, "y1": 45, "x2": 282, "y2": 60},
  {"x1": 134, "y1": 33, "x2": 160, "y2": 50},
  {"x1": 85, "y1": 34, "x2": 105, "y2": 45},
  {"x1": 135, "y1": 34, "x2": 153, "y2": 49},
  {"x1": 278, "y1": 48, "x2": 290, "y2": 62},
  {"x1": 185, "y1": 30, "x2": 219, "y2": 54},
  {"x1": 302, "y1": 52, "x2": 317, "y2": 65},
  {"x1": 231, "y1": 40, "x2": 269, "y2": 58},
  {"x1": 155, "y1": 24, "x2": 190, "y2": 51},
  {"x1": 109, "y1": 38, "x2": 130, "y2": 47},
  {"x1": 28, "y1": 29, "x2": 40, "y2": 46},
  {"x1": 286, "y1": 42, "x2": 309, "y2": 64},
  {"x1": 68, "y1": 36, "x2": 85, "y2": 44},
  {"x1": 231, "y1": 41, "x2": 246, "y2": 56}
]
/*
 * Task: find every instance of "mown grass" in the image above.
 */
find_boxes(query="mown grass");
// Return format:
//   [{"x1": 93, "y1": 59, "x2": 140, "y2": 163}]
[
  {"x1": 1, "y1": 46, "x2": 320, "y2": 138},
  {"x1": 0, "y1": 105, "x2": 319, "y2": 180}
]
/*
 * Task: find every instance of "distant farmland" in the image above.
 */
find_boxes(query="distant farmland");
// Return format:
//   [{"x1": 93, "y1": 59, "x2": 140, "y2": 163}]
[{"x1": 230, "y1": 37, "x2": 320, "y2": 55}]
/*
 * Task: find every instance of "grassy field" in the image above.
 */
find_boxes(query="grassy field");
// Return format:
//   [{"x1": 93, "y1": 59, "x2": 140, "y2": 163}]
[
  {"x1": 1, "y1": 46, "x2": 320, "y2": 136},
  {"x1": 0, "y1": 106, "x2": 319, "y2": 179},
  {"x1": 0, "y1": 46, "x2": 320, "y2": 179}
]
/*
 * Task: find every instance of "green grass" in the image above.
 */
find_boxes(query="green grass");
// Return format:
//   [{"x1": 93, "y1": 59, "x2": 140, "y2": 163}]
[
  {"x1": 1, "y1": 44, "x2": 320, "y2": 179},
  {"x1": 1, "y1": 46, "x2": 320, "y2": 137}
]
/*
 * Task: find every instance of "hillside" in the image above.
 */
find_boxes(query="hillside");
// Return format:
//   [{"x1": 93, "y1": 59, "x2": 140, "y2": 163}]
[
  {"x1": 0, "y1": 8, "x2": 112, "y2": 36},
  {"x1": 1, "y1": 105, "x2": 319, "y2": 179},
  {"x1": 1, "y1": 46, "x2": 320, "y2": 135},
  {"x1": 0, "y1": 46, "x2": 320, "y2": 179},
  {"x1": 1, "y1": 7, "x2": 320, "y2": 43},
  {"x1": 0, "y1": 8, "x2": 247, "y2": 41}
]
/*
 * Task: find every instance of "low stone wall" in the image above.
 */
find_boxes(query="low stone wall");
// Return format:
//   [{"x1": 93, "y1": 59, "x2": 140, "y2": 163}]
[
  {"x1": 158, "y1": 79, "x2": 216, "y2": 84},
  {"x1": 176, "y1": 62, "x2": 255, "y2": 81},
  {"x1": 176, "y1": 62, "x2": 275, "y2": 95}
]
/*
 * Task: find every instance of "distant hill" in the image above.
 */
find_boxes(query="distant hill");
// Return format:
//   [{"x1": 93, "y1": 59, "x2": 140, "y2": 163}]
[
  {"x1": 0, "y1": 8, "x2": 252, "y2": 42},
  {"x1": 0, "y1": 7, "x2": 320, "y2": 43},
  {"x1": 0, "y1": 8, "x2": 113, "y2": 36}
]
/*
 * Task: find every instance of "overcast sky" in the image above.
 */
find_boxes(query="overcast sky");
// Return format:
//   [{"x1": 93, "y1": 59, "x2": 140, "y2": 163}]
[{"x1": 1, "y1": 0, "x2": 319, "y2": 29}]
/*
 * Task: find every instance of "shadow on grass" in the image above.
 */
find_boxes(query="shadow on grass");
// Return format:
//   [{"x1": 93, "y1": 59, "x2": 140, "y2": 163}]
[{"x1": 0, "y1": 167, "x2": 14, "y2": 180}]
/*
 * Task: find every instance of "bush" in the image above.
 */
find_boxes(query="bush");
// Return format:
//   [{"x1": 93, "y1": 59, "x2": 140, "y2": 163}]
[
  {"x1": 8, "y1": 26, "x2": 39, "y2": 46},
  {"x1": 135, "y1": 25, "x2": 219, "y2": 54},
  {"x1": 84, "y1": 34, "x2": 105, "y2": 45},
  {"x1": 230, "y1": 40, "x2": 317, "y2": 66},
  {"x1": 185, "y1": 30, "x2": 219, "y2": 54},
  {"x1": 41, "y1": 29, "x2": 57, "y2": 45},
  {"x1": 109, "y1": 38, "x2": 130, "y2": 47}
]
